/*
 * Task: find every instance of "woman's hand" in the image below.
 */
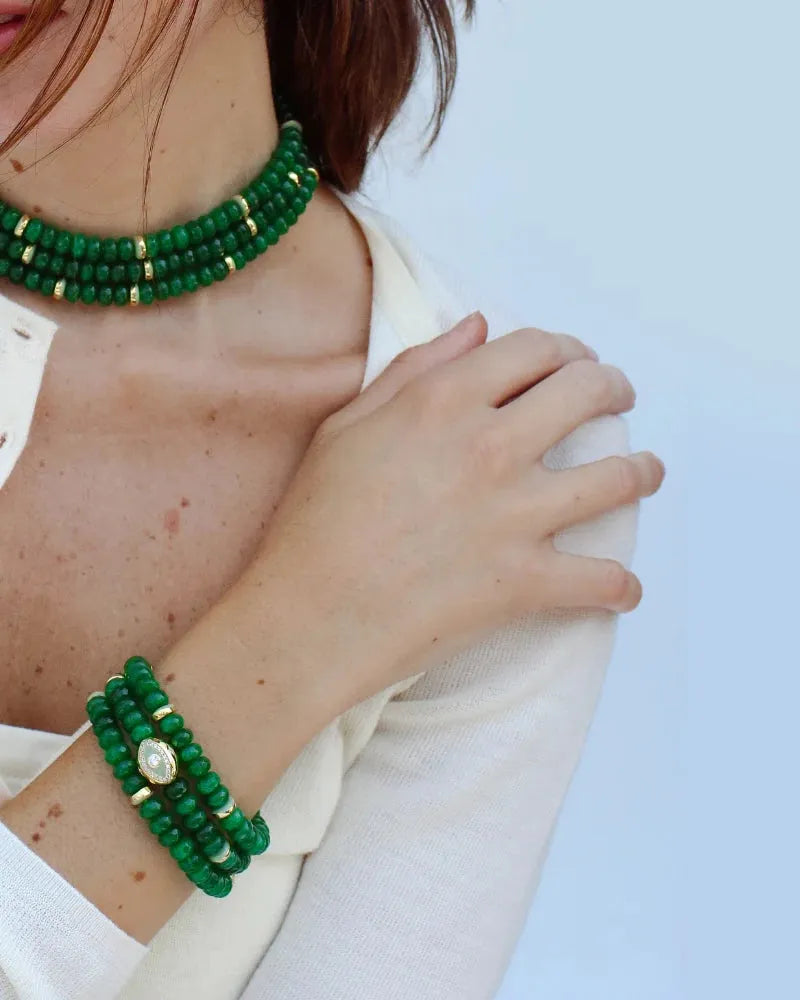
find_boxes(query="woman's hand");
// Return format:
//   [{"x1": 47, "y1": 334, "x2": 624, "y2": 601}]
[{"x1": 242, "y1": 311, "x2": 665, "y2": 710}]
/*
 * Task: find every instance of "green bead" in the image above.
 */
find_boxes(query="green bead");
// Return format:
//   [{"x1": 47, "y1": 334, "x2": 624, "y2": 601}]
[
  {"x1": 26, "y1": 218, "x2": 43, "y2": 243},
  {"x1": 40, "y1": 225, "x2": 56, "y2": 250},
  {"x1": 178, "y1": 743, "x2": 203, "y2": 763},
  {"x1": 164, "y1": 778, "x2": 190, "y2": 801},
  {"x1": 110, "y1": 263, "x2": 126, "y2": 284},
  {"x1": 196, "y1": 771, "x2": 220, "y2": 797},
  {"x1": 112, "y1": 696, "x2": 137, "y2": 716},
  {"x1": 187, "y1": 756, "x2": 210, "y2": 778},
  {"x1": 79, "y1": 283, "x2": 97, "y2": 305},
  {"x1": 183, "y1": 809, "x2": 207, "y2": 831},
  {"x1": 149, "y1": 814, "x2": 172, "y2": 836},
  {"x1": 139, "y1": 797, "x2": 163, "y2": 820},
  {"x1": 98, "y1": 285, "x2": 114, "y2": 306},
  {"x1": 52, "y1": 231, "x2": 69, "y2": 255},
  {"x1": 180, "y1": 851, "x2": 205, "y2": 874},
  {"x1": 234, "y1": 223, "x2": 250, "y2": 246},
  {"x1": 101, "y1": 237, "x2": 118, "y2": 263},
  {"x1": 121, "y1": 709, "x2": 146, "y2": 731},
  {"x1": 118, "y1": 237, "x2": 135, "y2": 261},
  {"x1": 113, "y1": 758, "x2": 137, "y2": 779},
  {"x1": 126, "y1": 261, "x2": 142, "y2": 283},
  {"x1": 159, "y1": 713, "x2": 183, "y2": 735},
  {"x1": 64, "y1": 281, "x2": 80, "y2": 303},
  {"x1": 86, "y1": 693, "x2": 106, "y2": 715},
  {"x1": 47, "y1": 255, "x2": 65, "y2": 275},
  {"x1": 98, "y1": 727, "x2": 124, "y2": 750},
  {"x1": 187, "y1": 221, "x2": 204, "y2": 245},
  {"x1": 7, "y1": 240, "x2": 23, "y2": 260},
  {"x1": 220, "y1": 807, "x2": 246, "y2": 833},
  {"x1": 199, "y1": 214, "x2": 216, "y2": 239},
  {"x1": 104, "y1": 743, "x2": 129, "y2": 765},
  {"x1": 121, "y1": 774, "x2": 146, "y2": 795},
  {"x1": 40, "y1": 276, "x2": 55, "y2": 296},
  {"x1": 124, "y1": 656, "x2": 152, "y2": 683},
  {"x1": 70, "y1": 233, "x2": 86, "y2": 258},
  {"x1": 172, "y1": 728, "x2": 194, "y2": 750},
  {"x1": 158, "y1": 827, "x2": 181, "y2": 848},
  {"x1": 144, "y1": 234, "x2": 159, "y2": 258},
  {"x1": 182, "y1": 248, "x2": 196, "y2": 269},
  {"x1": 206, "y1": 785, "x2": 229, "y2": 810},
  {"x1": 155, "y1": 229, "x2": 173, "y2": 255},
  {"x1": 232, "y1": 251, "x2": 245, "y2": 271},
  {"x1": 182, "y1": 271, "x2": 198, "y2": 294},
  {"x1": 168, "y1": 276, "x2": 183, "y2": 297},
  {"x1": 95, "y1": 262, "x2": 110, "y2": 283},
  {"x1": 153, "y1": 257, "x2": 168, "y2": 279},
  {"x1": 170, "y1": 837, "x2": 195, "y2": 862},
  {"x1": 175, "y1": 794, "x2": 198, "y2": 816},
  {"x1": 275, "y1": 217, "x2": 288, "y2": 236},
  {"x1": 171, "y1": 225, "x2": 189, "y2": 250},
  {"x1": 166, "y1": 252, "x2": 181, "y2": 274},
  {"x1": 212, "y1": 206, "x2": 229, "y2": 231},
  {"x1": 24, "y1": 272, "x2": 41, "y2": 292},
  {"x1": 212, "y1": 260, "x2": 228, "y2": 281},
  {"x1": 113, "y1": 285, "x2": 128, "y2": 306},
  {"x1": 139, "y1": 284, "x2": 154, "y2": 305},
  {"x1": 195, "y1": 243, "x2": 211, "y2": 265},
  {"x1": 222, "y1": 231, "x2": 237, "y2": 254},
  {"x1": 130, "y1": 722, "x2": 155, "y2": 743},
  {"x1": 264, "y1": 225, "x2": 279, "y2": 246},
  {"x1": 243, "y1": 243, "x2": 257, "y2": 263},
  {"x1": 253, "y1": 234, "x2": 268, "y2": 254},
  {"x1": 0, "y1": 231, "x2": 9, "y2": 251},
  {"x1": 133, "y1": 677, "x2": 160, "y2": 697},
  {"x1": 0, "y1": 259, "x2": 12, "y2": 277},
  {"x1": 154, "y1": 280, "x2": 170, "y2": 300},
  {"x1": 85, "y1": 235, "x2": 101, "y2": 260},
  {"x1": 79, "y1": 262, "x2": 94, "y2": 282},
  {"x1": 1, "y1": 209, "x2": 21, "y2": 231},
  {"x1": 8, "y1": 264, "x2": 24, "y2": 283},
  {"x1": 201, "y1": 834, "x2": 227, "y2": 858},
  {"x1": 197, "y1": 266, "x2": 213, "y2": 287},
  {"x1": 195, "y1": 822, "x2": 218, "y2": 846}
]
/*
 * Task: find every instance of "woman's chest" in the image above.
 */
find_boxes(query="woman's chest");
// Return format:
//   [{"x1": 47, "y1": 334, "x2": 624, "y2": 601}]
[{"x1": 0, "y1": 337, "x2": 367, "y2": 735}]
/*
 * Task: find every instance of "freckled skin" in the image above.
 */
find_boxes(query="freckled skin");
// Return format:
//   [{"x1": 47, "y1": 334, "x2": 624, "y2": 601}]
[
  {"x1": 10, "y1": 158, "x2": 24, "y2": 173},
  {"x1": 132, "y1": 871, "x2": 146, "y2": 883},
  {"x1": 47, "y1": 803, "x2": 63, "y2": 819},
  {"x1": 163, "y1": 508, "x2": 180, "y2": 534}
]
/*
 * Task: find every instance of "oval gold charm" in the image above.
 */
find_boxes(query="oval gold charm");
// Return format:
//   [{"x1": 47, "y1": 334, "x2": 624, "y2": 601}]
[{"x1": 137, "y1": 738, "x2": 178, "y2": 785}]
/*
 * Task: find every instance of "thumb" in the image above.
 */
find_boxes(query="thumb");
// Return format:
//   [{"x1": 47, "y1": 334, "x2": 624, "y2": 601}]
[{"x1": 345, "y1": 310, "x2": 488, "y2": 421}]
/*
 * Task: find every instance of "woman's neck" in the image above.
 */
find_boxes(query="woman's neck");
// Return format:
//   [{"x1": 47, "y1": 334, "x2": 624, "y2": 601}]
[{"x1": 0, "y1": 10, "x2": 278, "y2": 237}]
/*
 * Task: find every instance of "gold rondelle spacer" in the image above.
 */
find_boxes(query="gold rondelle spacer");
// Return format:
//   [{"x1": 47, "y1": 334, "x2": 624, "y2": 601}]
[
  {"x1": 106, "y1": 674, "x2": 125, "y2": 684},
  {"x1": 233, "y1": 194, "x2": 250, "y2": 219},
  {"x1": 245, "y1": 217, "x2": 258, "y2": 236},
  {"x1": 130, "y1": 787, "x2": 152, "y2": 807},
  {"x1": 287, "y1": 171, "x2": 300, "y2": 187},
  {"x1": 308, "y1": 167, "x2": 319, "y2": 182},
  {"x1": 134, "y1": 236, "x2": 147, "y2": 260},
  {"x1": 143, "y1": 260, "x2": 154, "y2": 281},
  {"x1": 213, "y1": 796, "x2": 236, "y2": 820},
  {"x1": 21, "y1": 244, "x2": 35, "y2": 265},
  {"x1": 224, "y1": 255, "x2": 236, "y2": 274},
  {"x1": 209, "y1": 842, "x2": 232, "y2": 864},
  {"x1": 53, "y1": 278, "x2": 66, "y2": 301},
  {"x1": 14, "y1": 214, "x2": 30, "y2": 237},
  {"x1": 129, "y1": 285, "x2": 140, "y2": 306},
  {"x1": 152, "y1": 704, "x2": 174, "y2": 722}
]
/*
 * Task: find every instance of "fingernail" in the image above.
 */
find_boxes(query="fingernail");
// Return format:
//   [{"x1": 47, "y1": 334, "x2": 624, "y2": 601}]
[{"x1": 435, "y1": 310, "x2": 483, "y2": 341}]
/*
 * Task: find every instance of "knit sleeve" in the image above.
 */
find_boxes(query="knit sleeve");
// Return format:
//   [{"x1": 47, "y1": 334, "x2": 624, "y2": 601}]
[
  {"x1": 237, "y1": 401, "x2": 640, "y2": 999},
  {"x1": 0, "y1": 819, "x2": 147, "y2": 999}
]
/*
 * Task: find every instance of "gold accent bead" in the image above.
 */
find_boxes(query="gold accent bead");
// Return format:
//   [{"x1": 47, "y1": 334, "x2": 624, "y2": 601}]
[
  {"x1": 14, "y1": 214, "x2": 30, "y2": 237},
  {"x1": 143, "y1": 260, "x2": 154, "y2": 281},
  {"x1": 130, "y1": 786, "x2": 152, "y2": 807},
  {"x1": 53, "y1": 279, "x2": 66, "y2": 301},
  {"x1": 233, "y1": 194, "x2": 250, "y2": 219},
  {"x1": 280, "y1": 119, "x2": 302, "y2": 132},
  {"x1": 209, "y1": 842, "x2": 232, "y2": 864},
  {"x1": 21, "y1": 244, "x2": 35, "y2": 265},
  {"x1": 224, "y1": 255, "x2": 236, "y2": 273},
  {"x1": 106, "y1": 674, "x2": 125, "y2": 684},
  {"x1": 129, "y1": 285, "x2": 140, "y2": 306},
  {"x1": 213, "y1": 796, "x2": 236, "y2": 820},
  {"x1": 86, "y1": 690, "x2": 106, "y2": 702},
  {"x1": 151, "y1": 704, "x2": 174, "y2": 722},
  {"x1": 134, "y1": 236, "x2": 147, "y2": 260},
  {"x1": 287, "y1": 171, "x2": 300, "y2": 187},
  {"x1": 307, "y1": 167, "x2": 319, "y2": 182},
  {"x1": 245, "y1": 217, "x2": 258, "y2": 236}
]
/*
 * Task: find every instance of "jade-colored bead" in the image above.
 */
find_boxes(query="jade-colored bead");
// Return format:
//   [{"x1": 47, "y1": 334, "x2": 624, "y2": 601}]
[
  {"x1": 243, "y1": 244, "x2": 257, "y2": 263},
  {"x1": 178, "y1": 743, "x2": 203, "y2": 763},
  {"x1": 98, "y1": 727, "x2": 123, "y2": 750},
  {"x1": 149, "y1": 814, "x2": 172, "y2": 836},
  {"x1": 113, "y1": 285, "x2": 128, "y2": 306},
  {"x1": 187, "y1": 756, "x2": 210, "y2": 778},
  {"x1": 222, "y1": 231, "x2": 237, "y2": 254},
  {"x1": 164, "y1": 778, "x2": 190, "y2": 801},
  {"x1": 183, "y1": 248, "x2": 196, "y2": 269},
  {"x1": 24, "y1": 272, "x2": 41, "y2": 292},
  {"x1": 31, "y1": 251, "x2": 50, "y2": 272},
  {"x1": 181, "y1": 851, "x2": 205, "y2": 874},
  {"x1": 92, "y1": 715, "x2": 116, "y2": 734},
  {"x1": 26, "y1": 218, "x2": 43, "y2": 243},
  {"x1": 154, "y1": 280, "x2": 170, "y2": 300},
  {"x1": 262, "y1": 168, "x2": 279, "y2": 188},
  {"x1": 79, "y1": 262, "x2": 94, "y2": 282},
  {"x1": 199, "y1": 214, "x2": 216, "y2": 239},
  {"x1": 40, "y1": 276, "x2": 55, "y2": 295},
  {"x1": 233, "y1": 825, "x2": 255, "y2": 849},
  {"x1": 201, "y1": 834, "x2": 226, "y2": 858},
  {"x1": 195, "y1": 823, "x2": 218, "y2": 846},
  {"x1": 101, "y1": 237, "x2": 118, "y2": 263},
  {"x1": 158, "y1": 827, "x2": 181, "y2": 848},
  {"x1": 113, "y1": 758, "x2": 137, "y2": 779},
  {"x1": 126, "y1": 261, "x2": 142, "y2": 283},
  {"x1": 171, "y1": 225, "x2": 189, "y2": 250},
  {"x1": 8, "y1": 264, "x2": 24, "y2": 283},
  {"x1": 253, "y1": 234, "x2": 268, "y2": 254},
  {"x1": 195, "y1": 243, "x2": 211, "y2": 265},
  {"x1": 69, "y1": 232, "x2": 86, "y2": 258},
  {"x1": 212, "y1": 260, "x2": 227, "y2": 281},
  {"x1": 212, "y1": 206, "x2": 229, "y2": 230},
  {"x1": 7, "y1": 240, "x2": 23, "y2": 260},
  {"x1": 121, "y1": 709, "x2": 146, "y2": 731},
  {"x1": 175, "y1": 794, "x2": 198, "y2": 817},
  {"x1": 206, "y1": 785, "x2": 229, "y2": 810},
  {"x1": 264, "y1": 225, "x2": 279, "y2": 246},
  {"x1": 118, "y1": 237, "x2": 135, "y2": 261},
  {"x1": 234, "y1": 222, "x2": 250, "y2": 246},
  {"x1": 110, "y1": 263, "x2": 126, "y2": 284},
  {"x1": 98, "y1": 285, "x2": 114, "y2": 306},
  {"x1": 208, "y1": 236, "x2": 224, "y2": 258},
  {"x1": 1, "y1": 209, "x2": 20, "y2": 231},
  {"x1": 220, "y1": 807, "x2": 246, "y2": 833},
  {"x1": 47, "y1": 255, "x2": 65, "y2": 275},
  {"x1": 0, "y1": 231, "x2": 10, "y2": 251},
  {"x1": 52, "y1": 231, "x2": 70, "y2": 254},
  {"x1": 190, "y1": 859, "x2": 213, "y2": 883},
  {"x1": 183, "y1": 809, "x2": 206, "y2": 832},
  {"x1": 170, "y1": 837, "x2": 195, "y2": 862},
  {"x1": 133, "y1": 676, "x2": 159, "y2": 696},
  {"x1": 168, "y1": 276, "x2": 183, "y2": 297},
  {"x1": 275, "y1": 217, "x2": 289, "y2": 236},
  {"x1": 139, "y1": 797, "x2": 163, "y2": 820},
  {"x1": 232, "y1": 251, "x2": 245, "y2": 271},
  {"x1": 130, "y1": 722, "x2": 155, "y2": 743},
  {"x1": 280, "y1": 180, "x2": 297, "y2": 200},
  {"x1": 112, "y1": 696, "x2": 137, "y2": 716},
  {"x1": 40, "y1": 225, "x2": 57, "y2": 250},
  {"x1": 197, "y1": 265, "x2": 213, "y2": 287},
  {"x1": 153, "y1": 257, "x2": 168, "y2": 279},
  {"x1": 290, "y1": 199, "x2": 304, "y2": 217},
  {"x1": 172, "y1": 728, "x2": 193, "y2": 750},
  {"x1": 139, "y1": 284, "x2": 154, "y2": 305},
  {"x1": 165, "y1": 252, "x2": 181, "y2": 274},
  {"x1": 124, "y1": 655, "x2": 151, "y2": 680},
  {"x1": 104, "y1": 744, "x2": 129, "y2": 765},
  {"x1": 95, "y1": 263, "x2": 110, "y2": 283},
  {"x1": 272, "y1": 192, "x2": 287, "y2": 212},
  {"x1": 85, "y1": 235, "x2": 101, "y2": 260},
  {"x1": 86, "y1": 693, "x2": 106, "y2": 715},
  {"x1": 255, "y1": 179, "x2": 271, "y2": 201},
  {"x1": 155, "y1": 230, "x2": 173, "y2": 255},
  {"x1": 121, "y1": 774, "x2": 146, "y2": 795},
  {"x1": 79, "y1": 283, "x2": 97, "y2": 305},
  {"x1": 104, "y1": 675, "x2": 126, "y2": 697},
  {"x1": 224, "y1": 200, "x2": 241, "y2": 223},
  {"x1": 242, "y1": 185, "x2": 259, "y2": 208},
  {"x1": 182, "y1": 272, "x2": 198, "y2": 294},
  {"x1": 143, "y1": 689, "x2": 168, "y2": 712},
  {"x1": 159, "y1": 713, "x2": 183, "y2": 735},
  {"x1": 0, "y1": 258, "x2": 13, "y2": 277},
  {"x1": 187, "y1": 221, "x2": 204, "y2": 245}
]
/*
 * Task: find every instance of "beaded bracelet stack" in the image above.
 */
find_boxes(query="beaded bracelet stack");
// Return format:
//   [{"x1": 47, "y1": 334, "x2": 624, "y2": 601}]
[
  {"x1": 86, "y1": 655, "x2": 270, "y2": 898},
  {"x1": 0, "y1": 92, "x2": 318, "y2": 307}
]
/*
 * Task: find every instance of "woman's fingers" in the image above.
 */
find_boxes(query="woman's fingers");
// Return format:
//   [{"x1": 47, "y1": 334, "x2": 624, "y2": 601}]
[
  {"x1": 537, "y1": 550, "x2": 644, "y2": 613},
  {"x1": 532, "y1": 450, "x2": 666, "y2": 534}
]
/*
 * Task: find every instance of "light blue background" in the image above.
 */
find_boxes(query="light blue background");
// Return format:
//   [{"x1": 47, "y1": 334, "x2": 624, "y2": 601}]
[{"x1": 364, "y1": 2, "x2": 798, "y2": 997}]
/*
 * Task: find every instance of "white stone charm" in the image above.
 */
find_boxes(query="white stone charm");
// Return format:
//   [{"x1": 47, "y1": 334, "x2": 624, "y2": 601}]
[{"x1": 137, "y1": 738, "x2": 178, "y2": 785}]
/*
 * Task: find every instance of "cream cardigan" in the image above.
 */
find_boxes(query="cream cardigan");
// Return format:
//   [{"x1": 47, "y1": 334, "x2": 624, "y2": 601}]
[{"x1": 0, "y1": 188, "x2": 639, "y2": 1000}]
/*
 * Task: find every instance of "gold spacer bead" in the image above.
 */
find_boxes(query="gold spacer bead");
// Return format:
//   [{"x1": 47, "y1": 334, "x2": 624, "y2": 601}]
[
  {"x1": 307, "y1": 167, "x2": 319, "y2": 182},
  {"x1": 106, "y1": 674, "x2": 125, "y2": 684},
  {"x1": 280, "y1": 119, "x2": 302, "y2": 132},
  {"x1": 143, "y1": 260, "x2": 154, "y2": 281},
  {"x1": 21, "y1": 244, "x2": 35, "y2": 265},
  {"x1": 209, "y1": 842, "x2": 232, "y2": 864},
  {"x1": 14, "y1": 214, "x2": 30, "y2": 237},
  {"x1": 151, "y1": 704, "x2": 174, "y2": 722},
  {"x1": 233, "y1": 194, "x2": 250, "y2": 219},
  {"x1": 213, "y1": 796, "x2": 236, "y2": 820},
  {"x1": 134, "y1": 235, "x2": 147, "y2": 260},
  {"x1": 130, "y1": 786, "x2": 152, "y2": 807},
  {"x1": 129, "y1": 285, "x2": 140, "y2": 306},
  {"x1": 53, "y1": 278, "x2": 66, "y2": 301},
  {"x1": 287, "y1": 171, "x2": 301, "y2": 187},
  {"x1": 86, "y1": 690, "x2": 105, "y2": 702},
  {"x1": 245, "y1": 217, "x2": 258, "y2": 237},
  {"x1": 224, "y1": 255, "x2": 236, "y2": 274}
]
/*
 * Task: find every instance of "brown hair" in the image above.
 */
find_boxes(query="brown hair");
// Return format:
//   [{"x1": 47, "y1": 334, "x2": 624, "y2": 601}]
[{"x1": 0, "y1": 0, "x2": 476, "y2": 193}]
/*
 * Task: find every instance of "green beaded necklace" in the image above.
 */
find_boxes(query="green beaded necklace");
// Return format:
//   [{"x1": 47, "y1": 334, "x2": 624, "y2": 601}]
[{"x1": 0, "y1": 94, "x2": 318, "y2": 307}]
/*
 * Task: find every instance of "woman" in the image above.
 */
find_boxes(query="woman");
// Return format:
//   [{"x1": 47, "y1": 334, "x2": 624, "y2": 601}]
[{"x1": 0, "y1": 2, "x2": 665, "y2": 998}]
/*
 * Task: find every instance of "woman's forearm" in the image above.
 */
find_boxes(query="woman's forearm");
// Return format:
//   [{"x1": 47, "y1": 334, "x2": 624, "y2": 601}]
[{"x1": 0, "y1": 569, "x2": 339, "y2": 945}]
